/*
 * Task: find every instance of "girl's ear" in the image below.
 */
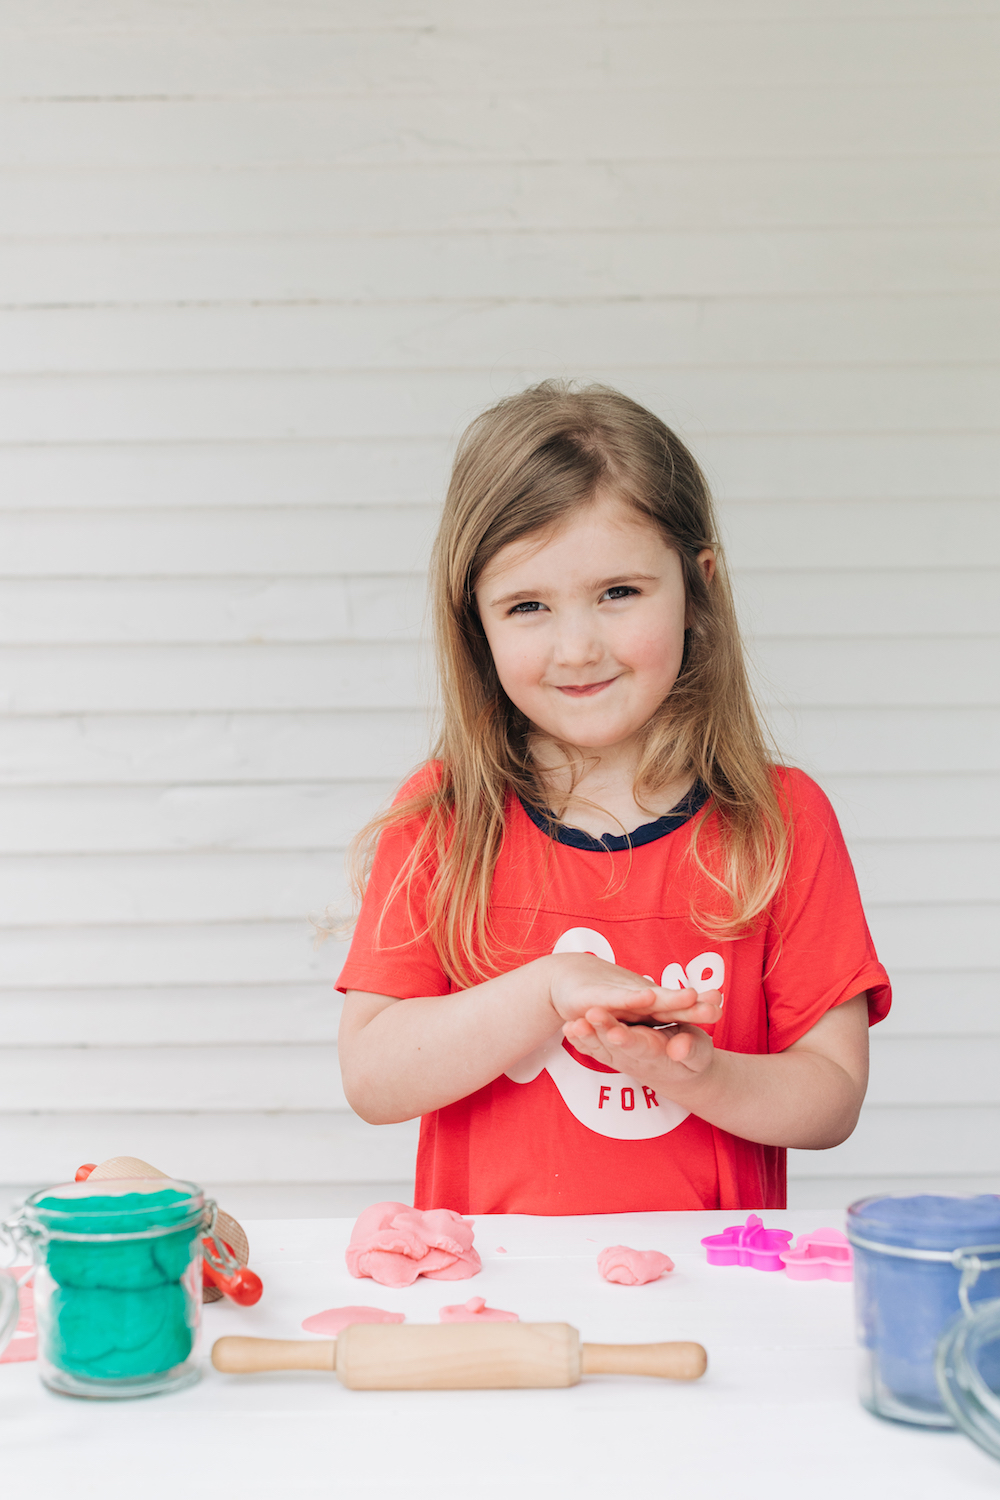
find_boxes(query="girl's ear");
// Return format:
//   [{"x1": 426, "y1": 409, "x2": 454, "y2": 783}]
[{"x1": 684, "y1": 548, "x2": 716, "y2": 629}]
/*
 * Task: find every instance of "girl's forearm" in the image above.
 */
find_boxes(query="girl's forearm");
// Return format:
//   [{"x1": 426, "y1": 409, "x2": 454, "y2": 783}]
[
  {"x1": 667, "y1": 1045, "x2": 865, "y2": 1150},
  {"x1": 340, "y1": 958, "x2": 561, "y2": 1124}
]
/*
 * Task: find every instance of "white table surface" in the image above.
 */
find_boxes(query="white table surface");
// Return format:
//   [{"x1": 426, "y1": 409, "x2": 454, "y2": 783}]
[{"x1": 4, "y1": 1209, "x2": 999, "y2": 1499}]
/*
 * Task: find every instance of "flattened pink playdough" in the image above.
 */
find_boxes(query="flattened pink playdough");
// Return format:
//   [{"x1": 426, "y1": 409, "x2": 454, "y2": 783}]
[
  {"x1": 346, "y1": 1201, "x2": 481, "y2": 1287},
  {"x1": 439, "y1": 1297, "x2": 518, "y2": 1323},
  {"x1": 301, "y1": 1305, "x2": 404, "y2": 1336},
  {"x1": 598, "y1": 1245, "x2": 674, "y2": 1286}
]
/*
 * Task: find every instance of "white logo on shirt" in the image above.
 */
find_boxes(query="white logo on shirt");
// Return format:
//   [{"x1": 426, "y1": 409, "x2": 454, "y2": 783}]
[{"x1": 504, "y1": 927, "x2": 725, "y2": 1141}]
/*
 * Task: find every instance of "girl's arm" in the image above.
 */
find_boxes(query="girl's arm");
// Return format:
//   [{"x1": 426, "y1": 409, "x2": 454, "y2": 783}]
[
  {"x1": 339, "y1": 953, "x2": 721, "y2": 1125},
  {"x1": 563, "y1": 993, "x2": 870, "y2": 1149}
]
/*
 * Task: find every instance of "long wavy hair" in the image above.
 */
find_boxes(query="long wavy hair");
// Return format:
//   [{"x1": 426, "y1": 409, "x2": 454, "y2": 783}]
[{"x1": 349, "y1": 381, "x2": 790, "y2": 987}]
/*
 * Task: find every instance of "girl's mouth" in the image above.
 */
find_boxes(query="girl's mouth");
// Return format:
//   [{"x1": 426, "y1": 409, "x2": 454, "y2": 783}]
[{"x1": 554, "y1": 678, "x2": 617, "y2": 698}]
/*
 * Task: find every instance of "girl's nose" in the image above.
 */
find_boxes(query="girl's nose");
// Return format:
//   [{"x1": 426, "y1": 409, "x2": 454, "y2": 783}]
[{"x1": 551, "y1": 613, "x2": 604, "y2": 668}]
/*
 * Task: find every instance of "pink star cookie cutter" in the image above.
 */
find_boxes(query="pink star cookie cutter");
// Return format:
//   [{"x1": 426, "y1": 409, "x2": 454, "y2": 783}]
[
  {"x1": 701, "y1": 1213, "x2": 793, "y2": 1272},
  {"x1": 779, "y1": 1228, "x2": 853, "y2": 1282}
]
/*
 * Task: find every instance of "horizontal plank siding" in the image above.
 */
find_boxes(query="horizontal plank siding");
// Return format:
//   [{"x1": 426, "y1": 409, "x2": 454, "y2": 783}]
[
  {"x1": 0, "y1": 578, "x2": 428, "y2": 644},
  {"x1": 0, "y1": 843, "x2": 996, "y2": 924},
  {"x1": 0, "y1": 1111, "x2": 419, "y2": 1186},
  {"x1": 0, "y1": 439, "x2": 996, "y2": 509},
  {"x1": 0, "y1": 776, "x2": 995, "y2": 851},
  {"x1": 769, "y1": 708, "x2": 1000, "y2": 775},
  {"x1": 0, "y1": 93, "x2": 996, "y2": 170},
  {"x1": 3, "y1": 368, "x2": 999, "y2": 441},
  {"x1": 0, "y1": 571, "x2": 997, "y2": 644},
  {"x1": 3, "y1": 231, "x2": 998, "y2": 304},
  {"x1": 3, "y1": 19, "x2": 997, "y2": 97},
  {"x1": 4, "y1": 161, "x2": 998, "y2": 238},
  {"x1": 0, "y1": 924, "x2": 350, "y2": 990},
  {"x1": 0, "y1": 0, "x2": 996, "y2": 1209},
  {"x1": 0, "y1": 986, "x2": 341, "y2": 1045},
  {"x1": 790, "y1": 1108, "x2": 1000, "y2": 1178},
  {"x1": 0, "y1": 1044, "x2": 347, "y2": 1112},
  {"x1": 0, "y1": 784, "x2": 396, "y2": 852},
  {"x1": 1, "y1": 501, "x2": 996, "y2": 572},
  {"x1": 2, "y1": 3, "x2": 992, "y2": 28},
  {"x1": 3, "y1": 299, "x2": 1000, "y2": 373},
  {"x1": 0, "y1": 712, "x2": 435, "y2": 784}
]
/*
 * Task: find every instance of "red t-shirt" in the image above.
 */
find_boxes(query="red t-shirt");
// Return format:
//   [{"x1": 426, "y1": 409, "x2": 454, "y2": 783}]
[{"x1": 337, "y1": 765, "x2": 891, "y2": 1215}]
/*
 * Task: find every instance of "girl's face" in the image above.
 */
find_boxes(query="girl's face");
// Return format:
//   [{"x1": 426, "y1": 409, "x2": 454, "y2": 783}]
[{"x1": 475, "y1": 490, "x2": 714, "y2": 757}]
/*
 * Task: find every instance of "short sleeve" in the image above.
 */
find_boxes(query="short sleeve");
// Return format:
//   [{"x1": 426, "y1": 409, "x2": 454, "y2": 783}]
[
  {"x1": 336, "y1": 766, "x2": 451, "y2": 1000},
  {"x1": 763, "y1": 769, "x2": 891, "y2": 1053}
]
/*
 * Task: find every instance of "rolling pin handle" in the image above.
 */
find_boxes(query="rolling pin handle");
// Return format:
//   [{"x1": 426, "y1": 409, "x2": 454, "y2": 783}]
[
  {"x1": 212, "y1": 1336, "x2": 336, "y2": 1374},
  {"x1": 580, "y1": 1340, "x2": 707, "y2": 1381}
]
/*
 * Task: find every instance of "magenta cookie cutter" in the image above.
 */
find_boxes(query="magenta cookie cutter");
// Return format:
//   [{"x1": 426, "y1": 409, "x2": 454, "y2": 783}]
[
  {"x1": 701, "y1": 1213, "x2": 793, "y2": 1272},
  {"x1": 779, "y1": 1228, "x2": 853, "y2": 1282}
]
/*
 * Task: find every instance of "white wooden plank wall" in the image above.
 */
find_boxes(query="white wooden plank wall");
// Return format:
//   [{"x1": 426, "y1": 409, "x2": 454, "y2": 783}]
[{"x1": 0, "y1": 0, "x2": 997, "y2": 1217}]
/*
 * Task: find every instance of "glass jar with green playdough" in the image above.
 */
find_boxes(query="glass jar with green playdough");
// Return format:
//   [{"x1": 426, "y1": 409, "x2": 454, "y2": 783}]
[{"x1": 7, "y1": 1176, "x2": 214, "y2": 1398}]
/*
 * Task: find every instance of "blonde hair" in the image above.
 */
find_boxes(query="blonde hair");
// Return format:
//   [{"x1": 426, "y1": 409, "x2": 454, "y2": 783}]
[{"x1": 351, "y1": 381, "x2": 790, "y2": 987}]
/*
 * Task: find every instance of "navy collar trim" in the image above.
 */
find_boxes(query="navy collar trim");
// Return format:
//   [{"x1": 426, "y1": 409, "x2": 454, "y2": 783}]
[{"x1": 518, "y1": 781, "x2": 709, "y2": 852}]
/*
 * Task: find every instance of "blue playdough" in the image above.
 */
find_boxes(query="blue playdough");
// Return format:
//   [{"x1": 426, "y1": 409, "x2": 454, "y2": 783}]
[
  {"x1": 38, "y1": 1188, "x2": 199, "y2": 1381},
  {"x1": 850, "y1": 1194, "x2": 1000, "y2": 1412}
]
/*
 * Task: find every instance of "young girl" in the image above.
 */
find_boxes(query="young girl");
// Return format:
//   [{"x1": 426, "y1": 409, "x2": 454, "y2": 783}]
[{"x1": 337, "y1": 381, "x2": 891, "y2": 1214}]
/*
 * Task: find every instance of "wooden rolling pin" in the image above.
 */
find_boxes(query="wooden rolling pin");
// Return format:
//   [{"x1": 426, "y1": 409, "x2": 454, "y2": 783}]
[{"x1": 212, "y1": 1323, "x2": 707, "y2": 1390}]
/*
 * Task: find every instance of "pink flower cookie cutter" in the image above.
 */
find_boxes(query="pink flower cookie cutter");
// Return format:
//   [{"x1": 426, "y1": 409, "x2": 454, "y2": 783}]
[
  {"x1": 701, "y1": 1213, "x2": 793, "y2": 1272},
  {"x1": 779, "y1": 1228, "x2": 853, "y2": 1282}
]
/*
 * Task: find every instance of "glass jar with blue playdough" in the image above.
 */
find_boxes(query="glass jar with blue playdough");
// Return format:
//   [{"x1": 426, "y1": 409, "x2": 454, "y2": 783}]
[
  {"x1": 847, "y1": 1193, "x2": 1000, "y2": 1428},
  {"x1": 5, "y1": 1176, "x2": 214, "y2": 1399}
]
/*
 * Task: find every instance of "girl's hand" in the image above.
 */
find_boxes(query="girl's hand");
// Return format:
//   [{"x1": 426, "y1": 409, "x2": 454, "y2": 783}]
[
  {"x1": 545, "y1": 951, "x2": 722, "y2": 1030},
  {"x1": 561, "y1": 989, "x2": 723, "y2": 1087}
]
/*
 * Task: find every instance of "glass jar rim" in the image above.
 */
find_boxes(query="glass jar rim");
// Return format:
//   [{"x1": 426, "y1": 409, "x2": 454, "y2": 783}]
[
  {"x1": 17, "y1": 1178, "x2": 208, "y2": 1242},
  {"x1": 848, "y1": 1192, "x2": 1000, "y2": 1254}
]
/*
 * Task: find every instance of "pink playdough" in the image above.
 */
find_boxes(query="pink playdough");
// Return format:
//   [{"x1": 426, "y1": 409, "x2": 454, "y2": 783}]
[
  {"x1": 598, "y1": 1245, "x2": 674, "y2": 1285},
  {"x1": 301, "y1": 1305, "x2": 405, "y2": 1336},
  {"x1": 439, "y1": 1296, "x2": 518, "y2": 1323},
  {"x1": 345, "y1": 1201, "x2": 482, "y2": 1287},
  {"x1": 780, "y1": 1229, "x2": 853, "y2": 1282},
  {"x1": 0, "y1": 1269, "x2": 36, "y2": 1364}
]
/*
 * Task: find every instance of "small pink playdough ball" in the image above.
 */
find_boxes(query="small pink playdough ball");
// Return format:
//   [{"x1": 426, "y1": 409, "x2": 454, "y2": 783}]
[{"x1": 598, "y1": 1245, "x2": 674, "y2": 1285}]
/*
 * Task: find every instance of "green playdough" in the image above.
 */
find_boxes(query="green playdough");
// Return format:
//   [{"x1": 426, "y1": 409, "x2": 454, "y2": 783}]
[{"x1": 38, "y1": 1188, "x2": 199, "y2": 1380}]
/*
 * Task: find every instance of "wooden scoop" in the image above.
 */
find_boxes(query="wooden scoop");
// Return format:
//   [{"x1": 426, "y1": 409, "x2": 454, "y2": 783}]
[{"x1": 212, "y1": 1323, "x2": 707, "y2": 1390}]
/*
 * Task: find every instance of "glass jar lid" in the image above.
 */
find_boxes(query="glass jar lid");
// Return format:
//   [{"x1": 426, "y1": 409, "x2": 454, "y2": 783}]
[{"x1": 938, "y1": 1295, "x2": 1000, "y2": 1462}]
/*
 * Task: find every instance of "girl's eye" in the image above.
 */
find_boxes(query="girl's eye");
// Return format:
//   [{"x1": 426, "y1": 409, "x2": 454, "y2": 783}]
[
  {"x1": 509, "y1": 600, "x2": 546, "y2": 615},
  {"x1": 603, "y1": 585, "x2": 638, "y2": 601}
]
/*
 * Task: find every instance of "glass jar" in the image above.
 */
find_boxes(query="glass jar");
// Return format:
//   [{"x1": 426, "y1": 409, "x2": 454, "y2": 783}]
[
  {"x1": 2, "y1": 1176, "x2": 214, "y2": 1399},
  {"x1": 847, "y1": 1193, "x2": 1000, "y2": 1428},
  {"x1": 0, "y1": 1268, "x2": 18, "y2": 1358}
]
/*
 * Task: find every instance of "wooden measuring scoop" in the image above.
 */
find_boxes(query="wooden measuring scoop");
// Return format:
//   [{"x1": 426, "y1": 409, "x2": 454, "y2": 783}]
[{"x1": 212, "y1": 1323, "x2": 707, "y2": 1389}]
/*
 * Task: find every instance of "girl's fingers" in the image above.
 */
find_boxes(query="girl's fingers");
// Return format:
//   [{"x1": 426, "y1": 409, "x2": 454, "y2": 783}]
[
  {"x1": 662, "y1": 1028, "x2": 697, "y2": 1063},
  {"x1": 608, "y1": 985, "x2": 721, "y2": 1022},
  {"x1": 649, "y1": 990, "x2": 723, "y2": 1026},
  {"x1": 580, "y1": 1012, "x2": 713, "y2": 1072},
  {"x1": 599, "y1": 987, "x2": 660, "y2": 1014},
  {"x1": 586, "y1": 989, "x2": 721, "y2": 1030},
  {"x1": 584, "y1": 1010, "x2": 659, "y2": 1053},
  {"x1": 561, "y1": 1018, "x2": 616, "y2": 1066}
]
